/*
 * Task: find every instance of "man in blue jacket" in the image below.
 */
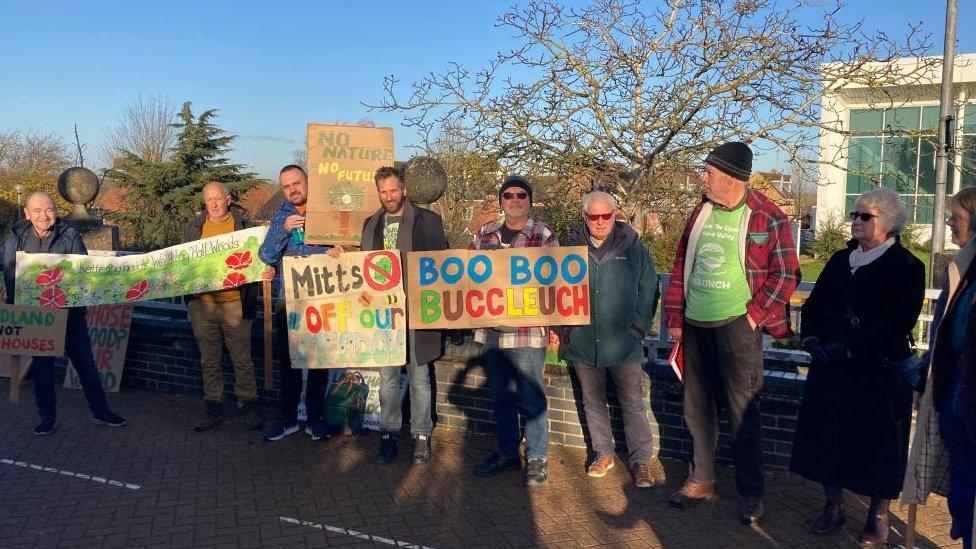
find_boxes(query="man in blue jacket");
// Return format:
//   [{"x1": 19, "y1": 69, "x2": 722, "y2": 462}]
[
  {"x1": 1, "y1": 192, "x2": 126, "y2": 435},
  {"x1": 259, "y1": 165, "x2": 340, "y2": 441}
]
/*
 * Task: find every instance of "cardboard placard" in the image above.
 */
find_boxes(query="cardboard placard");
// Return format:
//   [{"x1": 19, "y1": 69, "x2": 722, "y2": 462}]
[
  {"x1": 64, "y1": 303, "x2": 133, "y2": 392},
  {"x1": 283, "y1": 250, "x2": 406, "y2": 368},
  {"x1": 304, "y1": 124, "x2": 393, "y2": 245},
  {"x1": 406, "y1": 247, "x2": 591, "y2": 329},
  {"x1": 0, "y1": 304, "x2": 67, "y2": 356},
  {"x1": 14, "y1": 227, "x2": 268, "y2": 307}
]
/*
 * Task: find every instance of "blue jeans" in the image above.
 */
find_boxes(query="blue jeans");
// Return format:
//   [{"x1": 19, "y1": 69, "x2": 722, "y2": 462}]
[
  {"x1": 940, "y1": 383, "x2": 976, "y2": 549},
  {"x1": 481, "y1": 334, "x2": 549, "y2": 461},
  {"x1": 379, "y1": 361, "x2": 432, "y2": 437},
  {"x1": 32, "y1": 309, "x2": 108, "y2": 420}
]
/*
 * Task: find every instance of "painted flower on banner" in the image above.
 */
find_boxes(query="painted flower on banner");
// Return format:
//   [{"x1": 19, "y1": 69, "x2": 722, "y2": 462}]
[
  {"x1": 223, "y1": 272, "x2": 247, "y2": 288},
  {"x1": 39, "y1": 287, "x2": 66, "y2": 308},
  {"x1": 126, "y1": 280, "x2": 150, "y2": 301},
  {"x1": 35, "y1": 268, "x2": 63, "y2": 287},
  {"x1": 225, "y1": 251, "x2": 252, "y2": 271}
]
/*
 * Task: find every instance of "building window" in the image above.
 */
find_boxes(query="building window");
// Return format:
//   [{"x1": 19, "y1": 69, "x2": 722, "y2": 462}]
[{"x1": 845, "y1": 105, "x2": 939, "y2": 223}]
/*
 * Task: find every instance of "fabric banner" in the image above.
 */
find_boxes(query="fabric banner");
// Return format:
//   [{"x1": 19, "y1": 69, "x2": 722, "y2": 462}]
[
  {"x1": 283, "y1": 250, "x2": 406, "y2": 368},
  {"x1": 14, "y1": 226, "x2": 268, "y2": 307},
  {"x1": 63, "y1": 303, "x2": 133, "y2": 392},
  {"x1": 406, "y1": 247, "x2": 591, "y2": 329},
  {"x1": 0, "y1": 304, "x2": 67, "y2": 356},
  {"x1": 304, "y1": 124, "x2": 393, "y2": 246}
]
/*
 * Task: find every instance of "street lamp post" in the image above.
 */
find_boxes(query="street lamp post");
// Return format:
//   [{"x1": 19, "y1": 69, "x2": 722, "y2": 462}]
[{"x1": 14, "y1": 183, "x2": 22, "y2": 207}]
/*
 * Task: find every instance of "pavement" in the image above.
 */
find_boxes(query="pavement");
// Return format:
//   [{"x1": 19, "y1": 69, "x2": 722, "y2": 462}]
[{"x1": 0, "y1": 380, "x2": 962, "y2": 548}]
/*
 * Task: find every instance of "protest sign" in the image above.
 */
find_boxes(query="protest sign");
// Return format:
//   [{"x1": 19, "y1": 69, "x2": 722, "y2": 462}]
[
  {"x1": 14, "y1": 226, "x2": 268, "y2": 307},
  {"x1": 0, "y1": 304, "x2": 67, "y2": 356},
  {"x1": 283, "y1": 250, "x2": 406, "y2": 368},
  {"x1": 304, "y1": 124, "x2": 393, "y2": 246},
  {"x1": 406, "y1": 247, "x2": 591, "y2": 330},
  {"x1": 63, "y1": 303, "x2": 133, "y2": 392}
]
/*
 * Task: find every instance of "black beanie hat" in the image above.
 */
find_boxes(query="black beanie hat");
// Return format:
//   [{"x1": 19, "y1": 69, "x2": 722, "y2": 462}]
[
  {"x1": 705, "y1": 142, "x2": 752, "y2": 181},
  {"x1": 498, "y1": 175, "x2": 533, "y2": 203}
]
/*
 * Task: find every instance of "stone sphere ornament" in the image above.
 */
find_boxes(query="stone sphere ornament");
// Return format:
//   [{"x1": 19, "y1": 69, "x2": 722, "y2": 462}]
[
  {"x1": 404, "y1": 156, "x2": 448, "y2": 205},
  {"x1": 57, "y1": 166, "x2": 100, "y2": 220}
]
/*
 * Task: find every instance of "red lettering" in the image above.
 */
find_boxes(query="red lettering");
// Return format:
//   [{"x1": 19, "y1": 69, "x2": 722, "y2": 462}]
[
  {"x1": 486, "y1": 288, "x2": 504, "y2": 316},
  {"x1": 556, "y1": 286, "x2": 573, "y2": 316},
  {"x1": 305, "y1": 306, "x2": 322, "y2": 333},
  {"x1": 465, "y1": 290, "x2": 485, "y2": 318},
  {"x1": 573, "y1": 284, "x2": 589, "y2": 316}
]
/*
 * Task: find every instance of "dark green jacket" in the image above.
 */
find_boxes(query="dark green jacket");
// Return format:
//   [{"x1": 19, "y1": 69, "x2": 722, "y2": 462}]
[{"x1": 563, "y1": 221, "x2": 659, "y2": 367}]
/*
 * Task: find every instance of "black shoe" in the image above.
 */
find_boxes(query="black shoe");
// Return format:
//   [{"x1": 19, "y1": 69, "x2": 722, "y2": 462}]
[
  {"x1": 91, "y1": 410, "x2": 127, "y2": 427},
  {"x1": 241, "y1": 402, "x2": 263, "y2": 431},
  {"x1": 33, "y1": 417, "x2": 55, "y2": 436},
  {"x1": 473, "y1": 452, "x2": 521, "y2": 477},
  {"x1": 376, "y1": 434, "x2": 399, "y2": 463},
  {"x1": 526, "y1": 459, "x2": 549, "y2": 487},
  {"x1": 194, "y1": 402, "x2": 224, "y2": 432},
  {"x1": 740, "y1": 498, "x2": 764, "y2": 525},
  {"x1": 412, "y1": 435, "x2": 431, "y2": 463}
]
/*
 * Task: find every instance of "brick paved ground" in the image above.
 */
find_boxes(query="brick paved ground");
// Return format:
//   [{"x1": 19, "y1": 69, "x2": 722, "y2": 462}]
[{"x1": 0, "y1": 381, "x2": 961, "y2": 548}]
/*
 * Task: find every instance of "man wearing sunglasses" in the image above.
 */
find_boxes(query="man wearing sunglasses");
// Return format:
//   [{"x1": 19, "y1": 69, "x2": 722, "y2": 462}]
[
  {"x1": 663, "y1": 142, "x2": 800, "y2": 524},
  {"x1": 470, "y1": 175, "x2": 558, "y2": 486}
]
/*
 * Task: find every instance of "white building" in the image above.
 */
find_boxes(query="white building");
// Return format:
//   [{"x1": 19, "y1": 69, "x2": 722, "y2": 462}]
[{"x1": 817, "y1": 54, "x2": 976, "y2": 242}]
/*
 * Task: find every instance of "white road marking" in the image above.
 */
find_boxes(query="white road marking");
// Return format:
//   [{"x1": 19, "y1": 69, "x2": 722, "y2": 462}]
[
  {"x1": 279, "y1": 516, "x2": 436, "y2": 548},
  {"x1": 0, "y1": 458, "x2": 141, "y2": 490}
]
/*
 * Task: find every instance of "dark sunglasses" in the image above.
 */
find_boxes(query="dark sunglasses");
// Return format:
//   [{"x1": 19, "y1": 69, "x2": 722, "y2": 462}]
[
  {"x1": 585, "y1": 212, "x2": 614, "y2": 221},
  {"x1": 849, "y1": 211, "x2": 877, "y2": 222},
  {"x1": 501, "y1": 191, "x2": 528, "y2": 200}
]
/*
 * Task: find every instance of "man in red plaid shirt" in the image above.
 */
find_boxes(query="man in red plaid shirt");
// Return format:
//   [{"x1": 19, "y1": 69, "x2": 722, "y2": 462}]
[
  {"x1": 664, "y1": 142, "x2": 800, "y2": 525},
  {"x1": 469, "y1": 175, "x2": 558, "y2": 487}
]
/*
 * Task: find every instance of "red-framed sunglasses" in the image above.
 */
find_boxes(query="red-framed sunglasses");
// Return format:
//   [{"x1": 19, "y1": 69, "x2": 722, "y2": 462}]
[{"x1": 585, "y1": 212, "x2": 614, "y2": 221}]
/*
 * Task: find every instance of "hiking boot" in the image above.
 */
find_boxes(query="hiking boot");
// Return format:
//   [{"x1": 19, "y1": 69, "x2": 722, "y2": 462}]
[
  {"x1": 91, "y1": 410, "x2": 127, "y2": 427},
  {"x1": 526, "y1": 459, "x2": 549, "y2": 487},
  {"x1": 376, "y1": 434, "x2": 399, "y2": 463},
  {"x1": 473, "y1": 453, "x2": 521, "y2": 477},
  {"x1": 33, "y1": 417, "x2": 55, "y2": 436},
  {"x1": 858, "y1": 512, "x2": 889, "y2": 545},
  {"x1": 669, "y1": 479, "x2": 715, "y2": 508},
  {"x1": 412, "y1": 434, "x2": 431, "y2": 463},
  {"x1": 740, "y1": 497, "x2": 764, "y2": 525},
  {"x1": 811, "y1": 504, "x2": 846, "y2": 536},
  {"x1": 631, "y1": 462, "x2": 655, "y2": 488},
  {"x1": 262, "y1": 418, "x2": 299, "y2": 441},
  {"x1": 241, "y1": 402, "x2": 263, "y2": 431},
  {"x1": 305, "y1": 420, "x2": 327, "y2": 441},
  {"x1": 194, "y1": 402, "x2": 224, "y2": 432},
  {"x1": 587, "y1": 453, "x2": 614, "y2": 477}
]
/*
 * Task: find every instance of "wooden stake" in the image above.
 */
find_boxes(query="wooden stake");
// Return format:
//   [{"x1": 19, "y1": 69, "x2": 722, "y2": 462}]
[
  {"x1": 263, "y1": 280, "x2": 274, "y2": 390},
  {"x1": 8, "y1": 356, "x2": 22, "y2": 404}
]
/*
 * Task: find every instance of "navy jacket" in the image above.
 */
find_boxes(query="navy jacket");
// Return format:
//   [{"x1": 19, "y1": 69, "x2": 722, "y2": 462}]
[
  {"x1": 258, "y1": 201, "x2": 333, "y2": 301},
  {"x1": 2, "y1": 219, "x2": 87, "y2": 305}
]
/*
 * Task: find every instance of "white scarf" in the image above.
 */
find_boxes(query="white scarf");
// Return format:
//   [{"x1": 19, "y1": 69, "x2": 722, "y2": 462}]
[{"x1": 849, "y1": 237, "x2": 895, "y2": 273}]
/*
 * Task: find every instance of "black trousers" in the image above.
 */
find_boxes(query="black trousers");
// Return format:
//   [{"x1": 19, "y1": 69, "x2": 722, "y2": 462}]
[
  {"x1": 682, "y1": 315, "x2": 765, "y2": 499},
  {"x1": 274, "y1": 303, "x2": 327, "y2": 423}
]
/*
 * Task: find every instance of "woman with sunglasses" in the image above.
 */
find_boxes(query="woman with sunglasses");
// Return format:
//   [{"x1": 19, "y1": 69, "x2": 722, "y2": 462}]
[
  {"x1": 559, "y1": 190, "x2": 659, "y2": 488},
  {"x1": 791, "y1": 187, "x2": 924, "y2": 545},
  {"x1": 904, "y1": 187, "x2": 976, "y2": 549}
]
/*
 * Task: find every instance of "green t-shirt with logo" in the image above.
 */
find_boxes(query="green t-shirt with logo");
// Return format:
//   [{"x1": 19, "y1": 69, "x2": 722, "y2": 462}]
[
  {"x1": 685, "y1": 204, "x2": 752, "y2": 322},
  {"x1": 383, "y1": 215, "x2": 401, "y2": 250}
]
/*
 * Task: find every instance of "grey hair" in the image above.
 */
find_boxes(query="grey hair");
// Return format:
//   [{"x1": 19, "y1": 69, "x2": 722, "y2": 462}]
[
  {"x1": 857, "y1": 188, "x2": 907, "y2": 236},
  {"x1": 581, "y1": 191, "x2": 617, "y2": 213},
  {"x1": 203, "y1": 181, "x2": 230, "y2": 197},
  {"x1": 24, "y1": 191, "x2": 57, "y2": 211}
]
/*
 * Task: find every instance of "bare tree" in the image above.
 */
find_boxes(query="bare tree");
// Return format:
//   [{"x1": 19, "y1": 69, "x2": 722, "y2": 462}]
[
  {"x1": 0, "y1": 130, "x2": 71, "y2": 217},
  {"x1": 371, "y1": 0, "x2": 933, "y2": 223},
  {"x1": 73, "y1": 123, "x2": 87, "y2": 167},
  {"x1": 101, "y1": 95, "x2": 177, "y2": 166}
]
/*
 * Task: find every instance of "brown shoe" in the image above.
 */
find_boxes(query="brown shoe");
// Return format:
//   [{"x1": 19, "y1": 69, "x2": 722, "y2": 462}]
[
  {"x1": 857, "y1": 512, "x2": 889, "y2": 546},
  {"x1": 631, "y1": 462, "x2": 654, "y2": 488},
  {"x1": 587, "y1": 453, "x2": 615, "y2": 477},
  {"x1": 669, "y1": 479, "x2": 715, "y2": 508}
]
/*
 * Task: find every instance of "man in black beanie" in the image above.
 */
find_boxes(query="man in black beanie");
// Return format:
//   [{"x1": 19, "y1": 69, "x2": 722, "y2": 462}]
[{"x1": 662, "y1": 142, "x2": 800, "y2": 524}]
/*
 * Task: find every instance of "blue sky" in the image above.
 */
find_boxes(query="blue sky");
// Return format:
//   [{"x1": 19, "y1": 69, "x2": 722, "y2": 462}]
[{"x1": 1, "y1": 0, "x2": 972, "y2": 180}]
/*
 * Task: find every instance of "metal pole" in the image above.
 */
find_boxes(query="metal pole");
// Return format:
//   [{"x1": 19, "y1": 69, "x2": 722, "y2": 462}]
[{"x1": 930, "y1": 0, "x2": 958, "y2": 286}]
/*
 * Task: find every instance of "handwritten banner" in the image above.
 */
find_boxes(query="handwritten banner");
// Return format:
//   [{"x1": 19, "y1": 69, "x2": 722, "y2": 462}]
[
  {"x1": 304, "y1": 124, "x2": 393, "y2": 246},
  {"x1": 283, "y1": 250, "x2": 406, "y2": 368},
  {"x1": 64, "y1": 303, "x2": 133, "y2": 392},
  {"x1": 0, "y1": 304, "x2": 67, "y2": 356},
  {"x1": 406, "y1": 247, "x2": 591, "y2": 329},
  {"x1": 14, "y1": 226, "x2": 268, "y2": 307}
]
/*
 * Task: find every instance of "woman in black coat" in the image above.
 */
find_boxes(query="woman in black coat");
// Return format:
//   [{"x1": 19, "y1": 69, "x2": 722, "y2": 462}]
[{"x1": 791, "y1": 188, "x2": 924, "y2": 545}]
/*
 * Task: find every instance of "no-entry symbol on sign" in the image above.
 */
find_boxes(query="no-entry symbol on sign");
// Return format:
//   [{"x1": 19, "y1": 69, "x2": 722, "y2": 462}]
[{"x1": 363, "y1": 251, "x2": 401, "y2": 292}]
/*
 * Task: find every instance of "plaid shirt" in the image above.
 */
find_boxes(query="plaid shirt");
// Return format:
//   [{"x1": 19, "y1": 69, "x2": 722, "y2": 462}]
[
  {"x1": 469, "y1": 217, "x2": 559, "y2": 348},
  {"x1": 663, "y1": 189, "x2": 800, "y2": 339}
]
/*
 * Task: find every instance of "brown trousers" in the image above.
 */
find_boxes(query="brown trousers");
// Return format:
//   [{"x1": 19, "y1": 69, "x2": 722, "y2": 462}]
[{"x1": 187, "y1": 298, "x2": 257, "y2": 404}]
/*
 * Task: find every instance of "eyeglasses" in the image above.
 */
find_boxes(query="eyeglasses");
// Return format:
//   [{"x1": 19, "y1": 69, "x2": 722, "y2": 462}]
[
  {"x1": 585, "y1": 212, "x2": 614, "y2": 221},
  {"x1": 849, "y1": 211, "x2": 877, "y2": 222},
  {"x1": 502, "y1": 191, "x2": 528, "y2": 200}
]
